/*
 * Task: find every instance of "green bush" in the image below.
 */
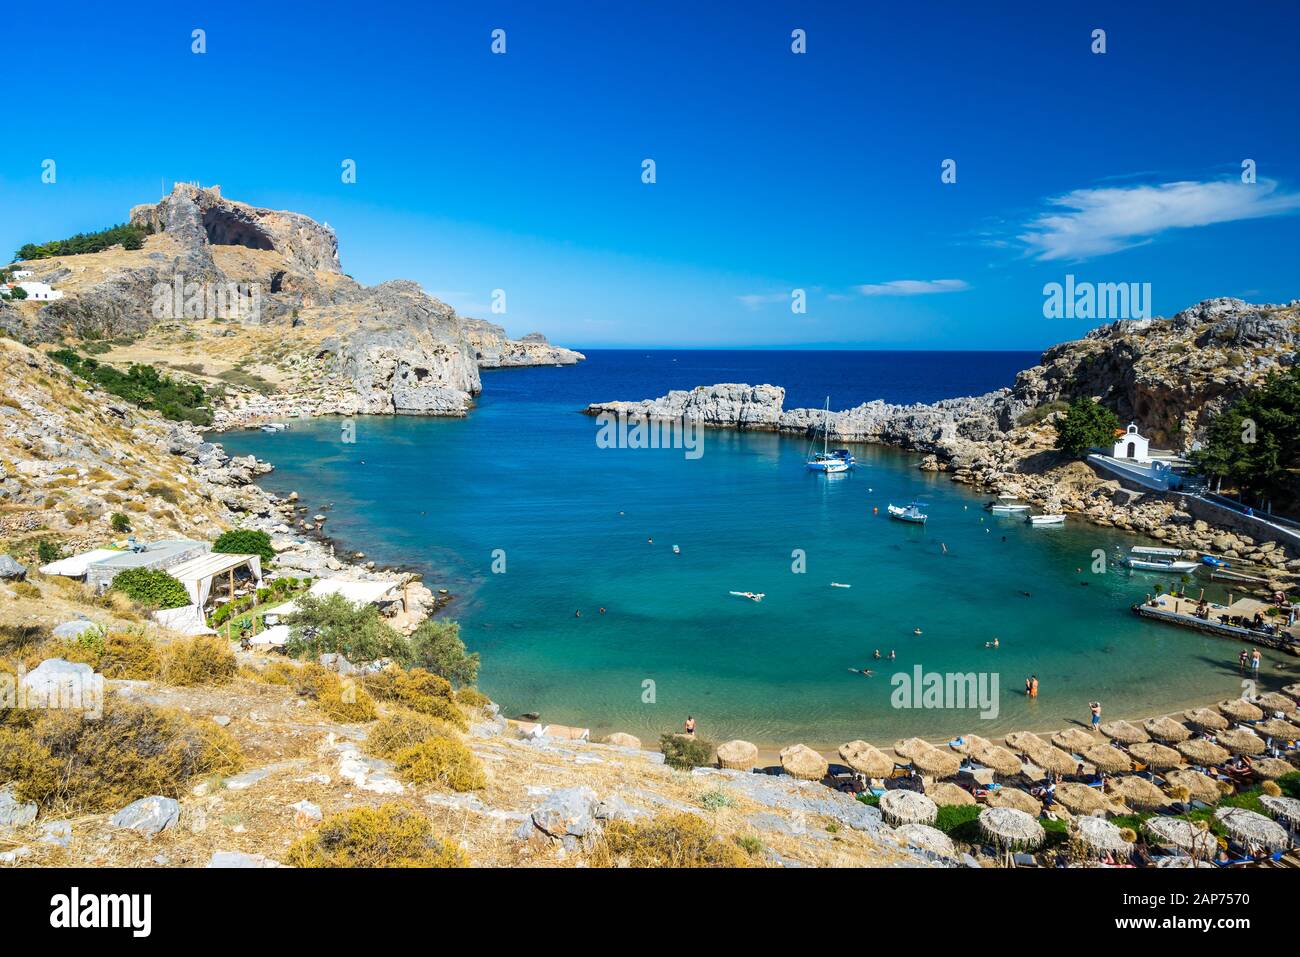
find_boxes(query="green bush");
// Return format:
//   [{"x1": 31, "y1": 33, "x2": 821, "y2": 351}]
[
  {"x1": 1053, "y1": 397, "x2": 1121, "y2": 458},
  {"x1": 47, "y1": 350, "x2": 211, "y2": 426},
  {"x1": 933, "y1": 803, "x2": 982, "y2": 843},
  {"x1": 405, "y1": 618, "x2": 479, "y2": 686},
  {"x1": 282, "y1": 592, "x2": 409, "y2": 664},
  {"x1": 1276, "y1": 772, "x2": 1300, "y2": 800},
  {"x1": 659, "y1": 733, "x2": 715, "y2": 771},
  {"x1": 212, "y1": 528, "x2": 275, "y2": 564},
  {"x1": 110, "y1": 512, "x2": 131, "y2": 533},
  {"x1": 285, "y1": 804, "x2": 467, "y2": 868},
  {"x1": 110, "y1": 568, "x2": 190, "y2": 609},
  {"x1": 36, "y1": 540, "x2": 63, "y2": 564}
]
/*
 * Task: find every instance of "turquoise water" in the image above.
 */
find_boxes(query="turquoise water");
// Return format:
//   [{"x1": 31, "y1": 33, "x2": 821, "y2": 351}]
[{"x1": 221, "y1": 353, "x2": 1290, "y2": 746}]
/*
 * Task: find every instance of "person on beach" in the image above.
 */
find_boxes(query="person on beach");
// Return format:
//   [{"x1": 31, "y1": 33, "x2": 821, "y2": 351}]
[
  {"x1": 684, "y1": 715, "x2": 696, "y2": 736},
  {"x1": 1090, "y1": 701, "x2": 1102, "y2": 731}
]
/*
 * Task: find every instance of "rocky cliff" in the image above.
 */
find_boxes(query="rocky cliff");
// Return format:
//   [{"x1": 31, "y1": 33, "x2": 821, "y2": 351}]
[
  {"x1": 464, "y1": 318, "x2": 585, "y2": 367},
  {"x1": 8, "y1": 184, "x2": 581, "y2": 418}
]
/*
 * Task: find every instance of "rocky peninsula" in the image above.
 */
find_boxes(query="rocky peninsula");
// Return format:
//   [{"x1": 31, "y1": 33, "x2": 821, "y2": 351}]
[{"x1": 586, "y1": 298, "x2": 1300, "y2": 581}]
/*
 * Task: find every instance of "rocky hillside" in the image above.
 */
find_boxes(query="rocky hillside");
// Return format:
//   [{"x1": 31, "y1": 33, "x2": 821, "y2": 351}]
[{"x1": 4, "y1": 184, "x2": 582, "y2": 419}]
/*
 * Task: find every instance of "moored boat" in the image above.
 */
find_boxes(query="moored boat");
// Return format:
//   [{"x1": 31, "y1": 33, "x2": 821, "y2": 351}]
[
  {"x1": 1026, "y1": 513, "x2": 1065, "y2": 526},
  {"x1": 806, "y1": 397, "x2": 855, "y2": 473},
  {"x1": 985, "y1": 494, "x2": 1030, "y2": 513},
  {"x1": 887, "y1": 502, "x2": 927, "y2": 524},
  {"x1": 1122, "y1": 545, "x2": 1198, "y2": 573}
]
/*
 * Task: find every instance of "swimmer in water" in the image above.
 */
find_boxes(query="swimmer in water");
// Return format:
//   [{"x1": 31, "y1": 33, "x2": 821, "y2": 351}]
[
  {"x1": 913, "y1": 628, "x2": 923, "y2": 636},
  {"x1": 575, "y1": 610, "x2": 582, "y2": 617},
  {"x1": 888, "y1": 649, "x2": 896, "y2": 660},
  {"x1": 985, "y1": 637, "x2": 999, "y2": 649},
  {"x1": 873, "y1": 649, "x2": 881, "y2": 659},
  {"x1": 599, "y1": 607, "x2": 606, "y2": 615}
]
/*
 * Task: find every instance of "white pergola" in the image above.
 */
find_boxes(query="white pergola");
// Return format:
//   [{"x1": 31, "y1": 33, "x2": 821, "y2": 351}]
[{"x1": 167, "y1": 552, "x2": 264, "y2": 609}]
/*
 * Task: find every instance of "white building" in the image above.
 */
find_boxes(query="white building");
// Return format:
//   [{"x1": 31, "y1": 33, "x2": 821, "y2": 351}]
[
  {"x1": 1112, "y1": 422, "x2": 1151, "y2": 463},
  {"x1": 14, "y1": 281, "x2": 63, "y2": 301},
  {"x1": 10, "y1": 270, "x2": 33, "y2": 279}
]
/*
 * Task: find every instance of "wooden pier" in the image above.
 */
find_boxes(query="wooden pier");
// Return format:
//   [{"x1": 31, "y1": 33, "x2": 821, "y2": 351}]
[{"x1": 1132, "y1": 593, "x2": 1299, "y2": 654}]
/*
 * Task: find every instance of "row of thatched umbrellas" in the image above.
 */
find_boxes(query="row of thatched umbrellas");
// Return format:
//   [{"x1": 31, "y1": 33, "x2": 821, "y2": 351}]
[
  {"x1": 715, "y1": 688, "x2": 1300, "y2": 860},
  {"x1": 746, "y1": 691, "x2": 1298, "y2": 786}
]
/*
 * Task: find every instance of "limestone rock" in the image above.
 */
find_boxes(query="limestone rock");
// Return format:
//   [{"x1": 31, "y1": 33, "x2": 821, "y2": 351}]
[{"x1": 110, "y1": 796, "x2": 180, "y2": 837}]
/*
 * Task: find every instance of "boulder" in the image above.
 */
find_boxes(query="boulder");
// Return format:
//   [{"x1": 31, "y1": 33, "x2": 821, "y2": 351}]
[
  {"x1": 0, "y1": 787, "x2": 38, "y2": 828},
  {"x1": 0, "y1": 555, "x2": 27, "y2": 581},
  {"x1": 110, "y1": 796, "x2": 180, "y2": 837}
]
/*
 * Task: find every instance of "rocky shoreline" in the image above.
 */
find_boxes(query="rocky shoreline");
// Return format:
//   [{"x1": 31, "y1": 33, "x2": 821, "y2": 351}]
[{"x1": 584, "y1": 298, "x2": 1300, "y2": 583}]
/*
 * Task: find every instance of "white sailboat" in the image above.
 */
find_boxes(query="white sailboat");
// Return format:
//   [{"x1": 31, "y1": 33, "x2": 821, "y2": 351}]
[{"x1": 805, "y1": 396, "x2": 854, "y2": 473}]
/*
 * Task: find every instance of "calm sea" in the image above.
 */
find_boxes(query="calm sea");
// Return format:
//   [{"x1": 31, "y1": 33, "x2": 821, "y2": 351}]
[{"x1": 222, "y1": 350, "x2": 1280, "y2": 746}]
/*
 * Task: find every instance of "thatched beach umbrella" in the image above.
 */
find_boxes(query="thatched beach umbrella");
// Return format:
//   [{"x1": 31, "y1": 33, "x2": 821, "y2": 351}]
[
  {"x1": 909, "y1": 745, "x2": 963, "y2": 779},
  {"x1": 1052, "y1": 728, "x2": 1096, "y2": 752},
  {"x1": 1082, "y1": 743, "x2": 1133, "y2": 773},
  {"x1": 893, "y1": 737, "x2": 934, "y2": 762},
  {"x1": 1107, "y1": 775, "x2": 1168, "y2": 810},
  {"x1": 893, "y1": 822, "x2": 957, "y2": 859},
  {"x1": 1129, "y1": 742, "x2": 1183, "y2": 770},
  {"x1": 1154, "y1": 856, "x2": 1215, "y2": 868},
  {"x1": 1100, "y1": 720, "x2": 1149, "y2": 744},
  {"x1": 1281, "y1": 682, "x2": 1300, "y2": 703},
  {"x1": 1252, "y1": 757, "x2": 1297, "y2": 780},
  {"x1": 1028, "y1": 744, "x2": 1080, "y2": 777},
  {"x1": 1255, "y1": 691, "x2": 1298, "y2": 716},
  {"x1": 1175, "y1": 738, "x2": 1230, "y2": 768},
  {"x1": 838, "y1": 740, "x2": 894, "y2": 779},
  {"x1": 1144, "y1": 715, "x2": 1191, "y2": 743},
  {"x1": 1004, "y1": 731, "x2": 1048, "y2": 753},
  {"x1": 1143, "y1": 816, "x2": 1216, "y2": 857},
  {"x1": 978, "y1": 806, "x2": 1045, "y2": 852},
  {"x1": 1165, "y1": 769, "x2": 1228, "y2": 805},
  {"x1": 1259, "y1": 795, "x2": 1300, "y2": 830},
  {"x1": 1218, "y1": 698, "x2": 1264, "y2": 722},
  {"x1": 963, "y1": 735, "x2": 1023, "y2": 777},
  {"x1": 1214, "y1": 806, "x2": 1291, "y2": 852},
  {"x1": 1055, "y1": 782, "x2": 1117, "y2": 816},
  {"x1": 927, "y1": 781, "x2": 976, "y2": 807},
  {"x1": 1075, "y1": 816, "x2": 1133, "y2": 857},
  {"x1": 1184, "y1": 707, "x2": 1229, "y2": 732},
  {"x1": 779, "y1": 743, "x2": 828, "y2": 781},
  {"x1": 717, "y1": 739, "x2": 759, "y2": 771},
  {"x1": 880, "y1": 789, "x2": 938, "y2": 826},
  {"x1": 1253, "y1": 718, "x2": 1300, "y2": 741},
  {"x1": 985, "y1": 787, "x2": 1041, "y2": 815},
  {"x1": 1216, "y1": 726, "x2": 1266, "y2": 756}
]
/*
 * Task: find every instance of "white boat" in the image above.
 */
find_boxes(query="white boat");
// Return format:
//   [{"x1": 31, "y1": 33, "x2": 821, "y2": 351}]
[
  {"x1": 729, "y1": 590, "x2": 765, "y2": 602},
  {"x1": 1026, "y1": 514, "x2": 1065, "y2": 526},
  {"x1": 806, "y1": 397, "x2": 855, "y2": 473},
  {"x1": 986, "y1": 494, "x2": 1030, "y2": 513},
  {"x1": 1125, "y1": 558, "x2": 1200, "y2": 572},
  {"x1": 887, "y1": 503, "x2": 928, "y2": 524},
  {"x1": 1122, "y1": 546, "x2": 1198, "y2": 572}
]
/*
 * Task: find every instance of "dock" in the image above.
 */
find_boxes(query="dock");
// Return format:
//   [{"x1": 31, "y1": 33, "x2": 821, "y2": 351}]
[{"x1": 1132, "y1": 593, "x2": 1299, "y2": 654}]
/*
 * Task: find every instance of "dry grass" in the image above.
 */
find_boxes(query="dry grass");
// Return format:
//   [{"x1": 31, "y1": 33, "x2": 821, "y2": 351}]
[
  {"x1": 589, "y1": 812, "x2": 753, "y2": 868},
  {"x1": 160, "y1": 636, "x2": 238, "y2": 686},
  {"x1": 284, "y1": 804, "x2": 468, "y2": 868},
  {"x1": 392, "y1": 738, "x2": 486, "y2": 791}
]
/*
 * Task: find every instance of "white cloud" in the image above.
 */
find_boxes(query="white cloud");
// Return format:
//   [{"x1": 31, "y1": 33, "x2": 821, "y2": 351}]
[
  {"x1": 855, "y1": 279, "x2": 970, "y2": 296},
  {"x1": 737, "y1": 292, "x2": 792, "y2": 309},
  {"x1": 1019, "y1": 178, "x2": 1300, "y2": 261}
]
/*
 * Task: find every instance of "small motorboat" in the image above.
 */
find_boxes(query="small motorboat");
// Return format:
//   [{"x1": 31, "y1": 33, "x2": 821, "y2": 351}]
[
  {"x1": 830, "y1": 582, "x2": 851, "y2": 588},
  {"x1": 985, "y1": 494, "x2": 1030, "y2": 513},
  {"x1": 1122, "y1": 546, "x2": 1198, "y2": 573},
  {"x1": 672, "y1": 545, "x2": 681, "y2": 554},
  {"x1": 1026, "y1": 514, "x2": 1065, "y2": 526},
  {"x1": 1200, "y1": 554, "x2": 1230, "y2": 568},
  {"x1": 729, "y1": 591, "x2": 765, "y2": 602},
  {"x1": 887, "y1": 502, "x2": 928, "y2": 524}
]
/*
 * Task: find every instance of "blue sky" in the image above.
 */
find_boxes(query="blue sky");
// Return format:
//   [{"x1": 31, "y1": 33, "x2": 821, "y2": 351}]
[{"x1": 1, "y1": 0, "x2": 1297, "y2": 348}]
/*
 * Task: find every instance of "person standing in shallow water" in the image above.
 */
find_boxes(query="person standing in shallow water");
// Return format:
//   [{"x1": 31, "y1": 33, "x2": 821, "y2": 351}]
[
  {"x1": 1090, "y1": 700, "x2": 1101, "y2": 731},
  {"x1": 684, "y1": 715, "x2": 696, "y2": 736}
]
